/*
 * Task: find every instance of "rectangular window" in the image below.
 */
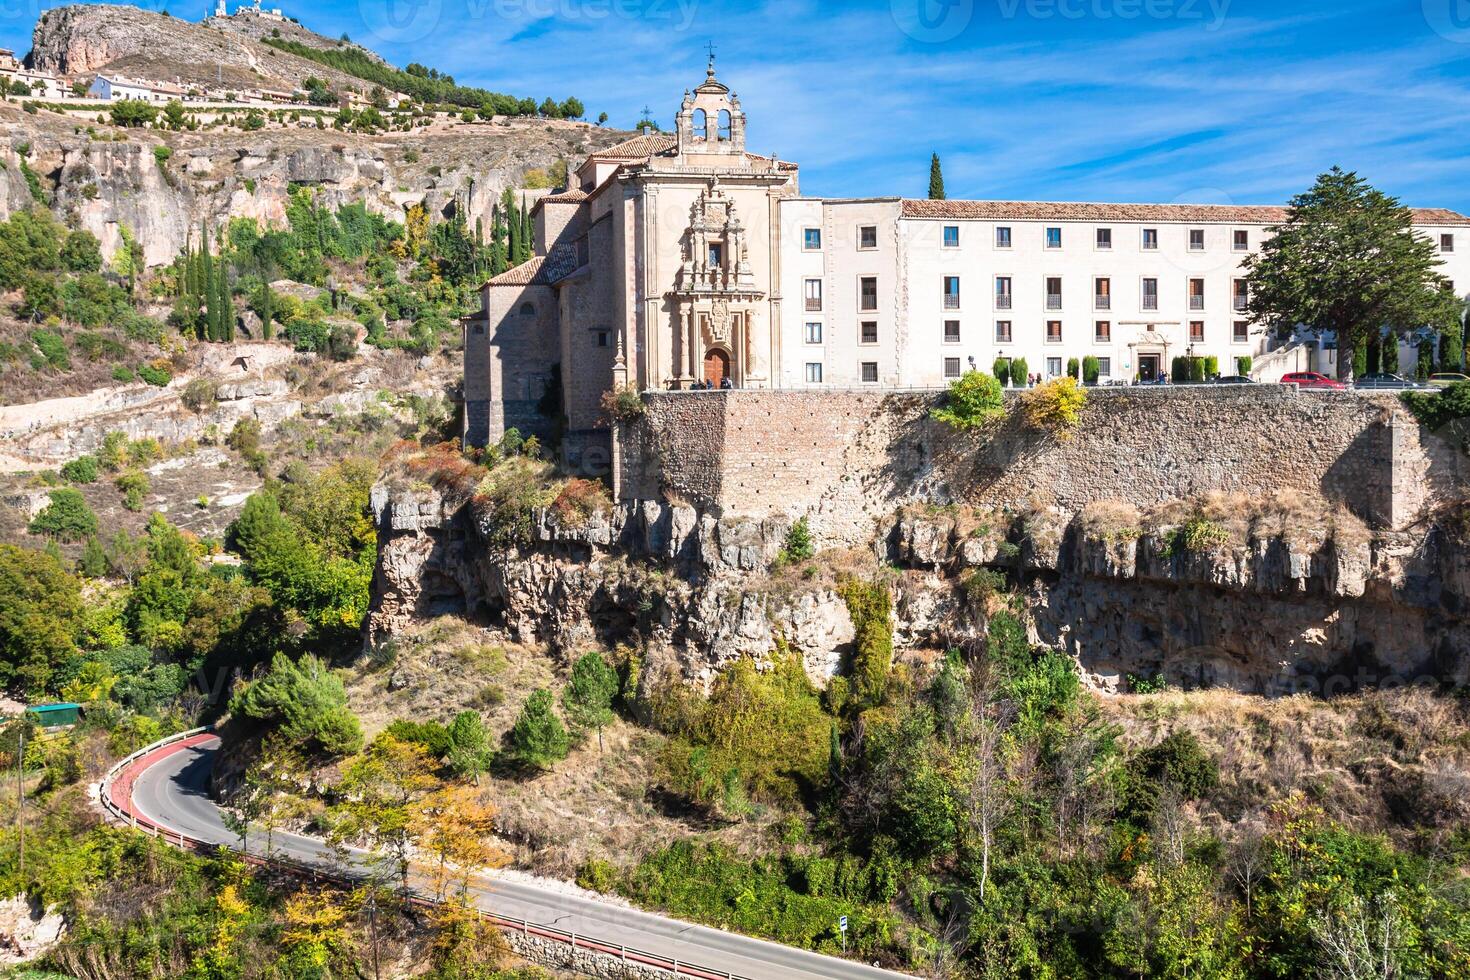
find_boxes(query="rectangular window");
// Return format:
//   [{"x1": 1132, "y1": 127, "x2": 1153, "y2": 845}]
[
  {"x1": 1142, "y1": 277, "x2": 1158, "y2": 310},
  {"x1": 1095, "y1": 277, "x2": 1111, "y2": 310},
  {"x1": 943, "y1": 357, "x2": 962, "y2": 379},
  {"x1": 995, "y1": 320, "x2": 1012, "y2": 343},
  {"x1": 1142, "y1": 228, "x2": 1159, "y2": 250},
  {"x1": 1096, "y1": 227, "x2": 1112, "y2": 249},
  {"x1": 860, "y1": 361, "x2": 878, "y2": 384},
  {"x1": 995, "y1": 226, "x2": 1012, "y2": 248},
  {"x1": 995, "y1": 276, "x2": 1011, "y2": 309},
  {"x1": 1046, "y1": 226, "x2": 1063, "y2": 249},
  {"x1": 804, "y1": 322, "x2": 823, "y2": 344},
  {"x1": 595, "y1": 329, "x2": 610, "y2": 348},
  {"x1": 1233, "y1": 279, "x2": 1248, "y2": 312},
  {"x1": 859, "y1": 225, "x2": 878, "y2": 249},
  {"x1": 1442, "y1": 233, "x2": 1455, "y2": 252},
  {"x1": 1045, "y1": 276, "x2": 1063, "y2": 310},
  {"x1": 1189, "y1": 228, "x2": 1205, "y2": 250},
  {"x1": 804, "y1": 278, "x2": 822, "y2": 312},
  {"x1": 1046, "y1": 320, "x2": 1062, "y2": 343},
  {"x1": 803, "y1": 227, "x2": 822, "y2": 250},
  {"x1": 1046, "y1": 356, "x2": 1063, "y2": 377},
  {"x1": 1233, "y1": 229, "x2": 1249, "y2": 251},
  {"x1": 805, "y1": 362, "x2": 823, "y2": 384},
  {"x1": 859, "y1": 276, "x2": 878, "y2": 312},
  {"x1": 1097, "y1": 356, "x2": 1111, "y2": 377},
  {"x1": 1095, "y1": 320, "x2": 1111, "y2": 342},
  {"x1": 943, "y1": 320, "x2": 961, "y2": 343},
  {"x1": 860, "y1": 321, "x2": 878, "y2": 344},
  {"x1": 944, "y1": 275, "x2": 961, "y2": 309},
  {"x1": 708, "y1": 243, "x2": 723, "y2": 266},
  {"x1": 1190, "y1": 320, "x2": 1205, "y2": 342},
  {"x1": 1189, "y1": 277, "x2": 1205, "y2": 311},
  {"x1": 943, "y1": 225, "x2": 960, "y2": 248},
  {"x1": 1233, "y1": 320, "x2": 1249, "y2": 343}
]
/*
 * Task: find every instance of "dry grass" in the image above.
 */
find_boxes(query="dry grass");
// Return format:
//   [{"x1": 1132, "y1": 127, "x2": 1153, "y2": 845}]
[
  {"x1": 1102, "y1": 686, "x2": 1470, "y2": 837},
  {"x1": 1077, "y1": 499, "x2": 1142, "y2": 543}
]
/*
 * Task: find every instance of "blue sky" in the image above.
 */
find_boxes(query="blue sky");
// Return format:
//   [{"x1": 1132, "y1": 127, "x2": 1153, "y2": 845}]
[{"x1": 6, "y1": 0, "x2": 1470, "y2": 211}]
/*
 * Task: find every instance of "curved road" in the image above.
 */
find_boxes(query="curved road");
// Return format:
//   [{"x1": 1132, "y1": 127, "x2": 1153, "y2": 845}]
[{"x1": 110, "y1": 733, "x2": 910, "y2": 980}]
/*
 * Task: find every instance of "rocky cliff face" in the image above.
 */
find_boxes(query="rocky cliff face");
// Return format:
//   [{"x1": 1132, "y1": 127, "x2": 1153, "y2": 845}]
[
  {"x1": 366, "y1": 481, "x2": 1470, "y2": 697},
  {"x1": 0, "y1": 102, "x2": 627, "y2": 268}
]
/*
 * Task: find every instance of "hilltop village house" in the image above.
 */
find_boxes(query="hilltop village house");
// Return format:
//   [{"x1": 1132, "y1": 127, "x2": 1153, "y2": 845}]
[{"x1": 462, "y1": 61, "x2": 1470, "y2": 456}]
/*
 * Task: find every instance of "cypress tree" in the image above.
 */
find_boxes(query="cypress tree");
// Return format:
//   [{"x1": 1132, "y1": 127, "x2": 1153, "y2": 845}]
[
  {"x1": 260, "y1": 282, "x2": 274, "y2": 341},
  {"x1": 1382, "y1": 331, "x2": 1399, "y2": 373},
  {"x1": 217, "y1": 265, "x2": 233, "y2": 342},
  {"x1": 928, "y1": 153, "x2": 945, "y2": 200},
  {"x1": 506, "y1": 194, "x2": 521, "y2": 268},
  {"x1": 519, "y1": 194, "x2": 533, "y2": 263},
  {"x1": 489, "y1": 203, "x2": 508, "y2": 276},
  {"x1": 201, "y1": 224, "x2": 218, "y2": 341}
]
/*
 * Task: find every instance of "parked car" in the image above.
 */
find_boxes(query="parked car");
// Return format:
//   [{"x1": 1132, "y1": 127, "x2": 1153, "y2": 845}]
[
  {"x1": 1353, "y1": 373, "x2": 1421, "y2": 390},
  {"x1": 1428, "y1": 373, "x2": 1470, "y2": 388},
  {"x1": 1281, "y1": 371, "x2": 1347, "y2": 390},
  {"x1": 1211, "y1": 375, "x2": 1255, "y2": 385}
]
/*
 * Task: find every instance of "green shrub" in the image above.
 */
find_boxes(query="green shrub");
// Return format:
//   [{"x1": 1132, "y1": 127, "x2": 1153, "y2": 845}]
[
  {"x1": 384, "y1": 718, "x2": 451, "y2": 756},
  {"x1": 1236, "y1": 355, "x2": 1253, "y2": 376},
  {"x1": 110, "y1": 365, "x2": 136, "y2": 383},
  {"x1": 30, "y1": 329, "x2": 69, "y2": 371},
  {"x1": 1008, "y1": 357, "x2": 1028, "y2": 388},
  {"x1": 777, "y1": 516, "x2": 816, "y2": 565},
  {"x1": 1403, "y1": 381, "x2": 1470, "y2": 428},
  {"x1": 152, "y1": 145, "x2": 172, "y2": 166},
  {"x1": 28, "y1": 488, "x2": 98, "y2": 542},
  {"x1": 930, "y1": 370, "x2": 1004, "y2": 430},
  {"x1": 1082, "y1": 354, "x2": 1100, "y2": 384},
  {"x1": 842, "y1": 579, "x2": 893, "y2": 708},
  {"x1": 181, "y1": 377, "x2": 218, "y2": 412},
  {"x1": 1165, "y1": 516, "x2": 1230, "y2": 557},
  {"x1": 576, "y1": 858, "x2": 619, "y2": 893},
  {"x1": 137, "y1": 362, "x2": 172, "y2": 386},
  {"x1": 961, "y1": 567, "x2": 1006, "y2": 604},
  {"x1": 1066, "y1": 357, "x2": 1080, "y2": 379},
  {"x1": 599, "y1": 383, "x2": 645, "y2": 423},
  {"x1": 60, "y1": 455, "x2": 99, "y2": 484},
  {"x1": 230, "y1": 652, "x2": 364, "y2": 755},
  {"x1": 992, "y1": 356, "x2": 1010, "y2": 385},
  {"x1": 115, "y1": 470, "x2": 150, "y2": 511},
  {"x1": 1120, "y1": 730, "x2": 1219, "y2": 823}
]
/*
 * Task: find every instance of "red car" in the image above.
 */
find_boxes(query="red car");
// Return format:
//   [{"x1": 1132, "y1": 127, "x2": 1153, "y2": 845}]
[{"x1": 1281, "y1": 371, "x2": 1347, "y2": 390}]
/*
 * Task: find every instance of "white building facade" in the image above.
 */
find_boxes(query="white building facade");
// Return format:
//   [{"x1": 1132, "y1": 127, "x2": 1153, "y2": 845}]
[{"x1": 465, "y1": 63, "x2": 1470, "y2": 455}]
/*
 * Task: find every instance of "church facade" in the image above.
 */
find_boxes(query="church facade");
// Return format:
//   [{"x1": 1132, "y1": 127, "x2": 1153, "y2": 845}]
[{"x1": 463, "y1": 62, "x2": 1470, "y2": 456}]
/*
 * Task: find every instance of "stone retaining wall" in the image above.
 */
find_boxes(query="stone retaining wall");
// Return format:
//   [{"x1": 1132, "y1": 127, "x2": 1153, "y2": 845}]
[{"x1": 617, "y1": 386, "x2": 1464, "y2": 542}]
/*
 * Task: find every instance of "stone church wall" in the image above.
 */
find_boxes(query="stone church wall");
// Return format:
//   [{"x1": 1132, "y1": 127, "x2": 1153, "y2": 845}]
[{"x1": 617, "y1": 386, "x2": 1463, "y2": 543}]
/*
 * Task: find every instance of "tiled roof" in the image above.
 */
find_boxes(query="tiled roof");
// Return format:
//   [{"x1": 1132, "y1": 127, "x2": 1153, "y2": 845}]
[
  {"x1": 487, "y1": 257, "x2": 546, "y2": 287},
  {"x1": 591, "y1": 133, "x2": 677, "y2": 159},
  {"x1": 901, "y1": 199, "x2": 1470, "y2": 226},
  {"x1": 484, "y1": 243, "x2": 581, "y2": 288},
  {"x1": 541, "y1": 189, "x2": 589, "y2": 203}
]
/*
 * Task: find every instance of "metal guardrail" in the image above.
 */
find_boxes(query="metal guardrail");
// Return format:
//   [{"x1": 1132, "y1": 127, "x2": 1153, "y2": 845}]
[{"x1": 98, "y1": 731, "x2": 756, "y2": 980}]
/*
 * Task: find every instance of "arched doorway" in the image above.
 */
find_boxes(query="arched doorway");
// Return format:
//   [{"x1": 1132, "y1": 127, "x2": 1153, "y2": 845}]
[{"x1": 704, "y1": 347, "x2": 731, "y2": 387}]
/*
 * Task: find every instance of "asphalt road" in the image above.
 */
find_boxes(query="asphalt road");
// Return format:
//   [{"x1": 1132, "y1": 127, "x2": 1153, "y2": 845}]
[{"x1": 124, "y1": 735, "x2": 911, "y2": 980}]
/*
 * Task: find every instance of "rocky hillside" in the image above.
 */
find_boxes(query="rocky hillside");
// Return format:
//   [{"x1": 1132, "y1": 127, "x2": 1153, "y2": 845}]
[
  {"x1": 0, "y1": 99, "x2": 628, "y2": 267},
  {"x1": 29, "y1": 4, "x2": 376, "y2": 94}
]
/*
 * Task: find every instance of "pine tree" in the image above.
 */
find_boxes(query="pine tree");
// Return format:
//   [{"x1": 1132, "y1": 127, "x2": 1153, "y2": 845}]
[{"x1": 928, "y1": 153, "x2": 945, "y2": 200}]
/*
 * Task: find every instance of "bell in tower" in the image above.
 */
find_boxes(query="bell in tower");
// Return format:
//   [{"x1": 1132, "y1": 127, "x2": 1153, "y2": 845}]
[{"x1": 675, "y1": 51, "x2": 746, "y2": 156}]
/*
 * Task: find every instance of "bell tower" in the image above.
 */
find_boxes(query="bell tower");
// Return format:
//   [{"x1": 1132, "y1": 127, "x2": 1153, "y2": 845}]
[{"x1": 675, "y1": 53, "x2": 746, "y2": 156}]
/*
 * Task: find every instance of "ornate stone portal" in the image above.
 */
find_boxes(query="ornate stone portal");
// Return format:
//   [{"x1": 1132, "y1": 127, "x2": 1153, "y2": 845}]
[{"x1": 670, "y1": 180, "x2": 769, "y2": 388}]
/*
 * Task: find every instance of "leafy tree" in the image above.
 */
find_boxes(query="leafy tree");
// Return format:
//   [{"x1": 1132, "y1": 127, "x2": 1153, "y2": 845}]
[
  {"x1": 507, "y1": 688, "x2": 570, "y2": 770},
  {"x1": 445, "y1": 710, "x2": 494, "y2": 783},
  {"x1": 59, "y1": 230, "x2": 101, "y2": 273},
  {"x1": 931, "y1": 370, "x2": 1003, "y2": 430},
  {"x1": 411, "y1": 784, "x2": 507, "y2": 901},
  {"x1": 110, "y1": 99, "x2": 158, "y2": 127},
  {"x1": 28, "y1": 488, "x2": 98, "y2": 542},
  {"x1": 1244, "y1": 168, "x2": 1461, "y2": 380},
  {"x1": 330, "y1": 734, "x2": 437, "y2": 892},
  {"x1": 230, "y1": 653, "x2": 364, "y2": 755},
  {"x1": 562, "y1": 652, "x2": 619, "y2": 751},
  {"x1": 0, "y1": 544, "x2": 82, "y2": 695},
  {"x1": 1019, "y1": 376, "x2": 1087, "y2": 439},
  {"x1": 163, "y1": 99, "x2": 186, "y2": 130},
  {"x1": 928, "y1": 153, "x2": 945, "y2": 200}
]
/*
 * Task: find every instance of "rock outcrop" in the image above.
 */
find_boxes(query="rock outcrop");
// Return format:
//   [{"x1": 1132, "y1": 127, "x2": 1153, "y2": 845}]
[{"x1": 367, "y1": 479, "x2": 1470, "y2": 697}]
